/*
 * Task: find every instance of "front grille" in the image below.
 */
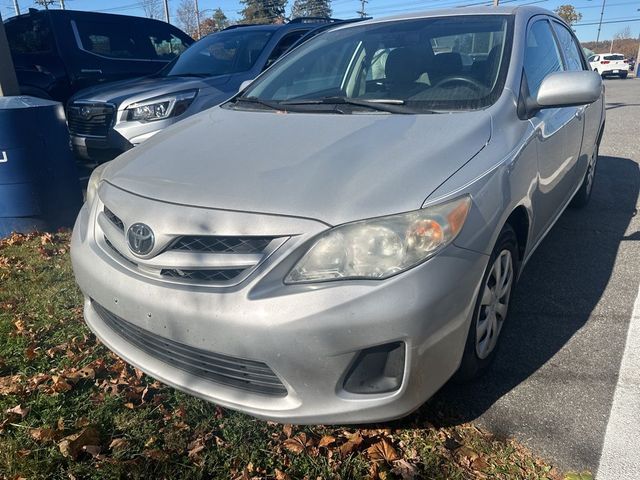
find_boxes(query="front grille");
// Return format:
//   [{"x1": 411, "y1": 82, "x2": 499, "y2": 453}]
[
  {"x1": 171, "y1": 236, "x2": 273, "y2": 254},
  {"x1": 67, "y1": 103, "x2": 115, "y2": 137},
  {"x1": 104, "y1": 207, "x2": 124, "y2": 231},
  {"x1": 161, "y1": 269, "x2": 244, "y2": 282},
  {"x1": 93, "y1": 301, "x2": 287, "y2": 397}
]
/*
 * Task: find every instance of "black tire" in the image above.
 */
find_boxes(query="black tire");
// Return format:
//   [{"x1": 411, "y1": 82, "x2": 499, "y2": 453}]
[
  {"x1": 620, "y1": 72, "x2": 628, "y2": 79},
  {"x1": 455, "y1": 224, "x2": 519, "y2": 382},
  {"x1": 570, "y1": 141, "x2": 599, "y2": 208}
]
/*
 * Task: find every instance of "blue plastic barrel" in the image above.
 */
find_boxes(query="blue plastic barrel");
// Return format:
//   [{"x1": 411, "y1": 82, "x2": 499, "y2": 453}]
[{"x1": 0, "y1": 96, "x2": 82, "y2": 237}]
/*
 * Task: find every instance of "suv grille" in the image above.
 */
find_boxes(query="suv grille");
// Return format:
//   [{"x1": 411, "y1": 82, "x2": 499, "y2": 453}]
[
  {"x1": 67, "y1": 103, "x2": 115, "y2": 137},
  {"x1": 93, "y1": 301, "x2": 287, "y2": 397}
]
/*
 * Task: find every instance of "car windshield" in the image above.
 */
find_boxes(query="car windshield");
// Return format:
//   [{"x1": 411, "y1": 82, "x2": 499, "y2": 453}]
[
  {"x1": 163, "y1": 29, "x2": 274, "y2": 77},
  {"x1": 237, "y1": 15, "x2": 512, "y2": 114}
]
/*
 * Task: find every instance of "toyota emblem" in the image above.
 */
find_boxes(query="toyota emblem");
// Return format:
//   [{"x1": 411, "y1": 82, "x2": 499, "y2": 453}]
[{"x1": 127, "y1": 223, "x2": 155, "y2": 256}]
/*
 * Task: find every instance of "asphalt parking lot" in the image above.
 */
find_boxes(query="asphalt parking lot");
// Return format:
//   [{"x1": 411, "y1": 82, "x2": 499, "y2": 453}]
[{"x1": 433, "y1": 77, "x2": 640, "y2": 475}]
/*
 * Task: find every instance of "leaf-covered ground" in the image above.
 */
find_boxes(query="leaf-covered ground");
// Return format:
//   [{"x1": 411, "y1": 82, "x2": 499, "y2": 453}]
[{"x1": 0, "y1": 232, "x2": 588, "y2": 479}]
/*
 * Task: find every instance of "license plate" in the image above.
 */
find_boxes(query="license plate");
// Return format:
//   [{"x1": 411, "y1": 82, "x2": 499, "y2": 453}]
[{"x1": 613, "y1": 70, "x2": 619, "y2": 74}]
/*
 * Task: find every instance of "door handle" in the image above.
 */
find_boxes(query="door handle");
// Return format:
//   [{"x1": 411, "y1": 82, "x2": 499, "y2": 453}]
[{"x1": 81, "y1": 69, "x2": 103, "y2": 74}]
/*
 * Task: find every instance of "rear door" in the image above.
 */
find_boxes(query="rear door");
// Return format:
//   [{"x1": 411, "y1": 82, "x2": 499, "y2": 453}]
[
  {"x1": 65, "y1": 13, "x2": 192, "y2": 92},
  {"x1": 4, "y1": 13, "x2": 69, "y2": 101}
]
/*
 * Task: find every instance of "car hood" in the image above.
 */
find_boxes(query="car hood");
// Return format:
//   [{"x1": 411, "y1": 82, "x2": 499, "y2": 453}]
[
  {"x1": 106, "y1": 107, "x2": 492, "y2": 226},
  {"x1": 71, "y1": 75, "x2": 233, "y2": 106}
]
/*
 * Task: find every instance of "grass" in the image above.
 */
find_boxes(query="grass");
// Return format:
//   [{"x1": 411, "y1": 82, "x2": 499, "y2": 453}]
[{"x1": 0, "y1": 231, "x2": 582, "y2": 479}]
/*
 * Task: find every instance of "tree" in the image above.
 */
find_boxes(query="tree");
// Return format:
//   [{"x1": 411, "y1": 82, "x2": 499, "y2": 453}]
[
  {"x1": 291, "y1": 0, "x2": 332, "y2": 19},
  {"x1": 240, "y1": 0, "x2": 287, "y2": 24},
  {"x1": 141, "y1": 0, "x2": 162, "y2": 20},
  {"x1": 614, "y1": 26, "x2": 632, "y2": 41},
  {"x1": 176, "y1": 0, "x2": 198, "y2": 38},
  {"x1": 200, "y1": 8, "x2": 230, "y2": 36},
  {"x1": 554, "y1": 4, "x2": 582, "y2": 26}
]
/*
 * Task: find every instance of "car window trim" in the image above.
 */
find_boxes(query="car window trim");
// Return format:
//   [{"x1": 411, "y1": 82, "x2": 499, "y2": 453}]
[
  {"x1": 550, "y1": 19, "x2": 589, "y2": 71},
  {"x1": 70, "y1": 19, "x2": 169, "y2": 63}
]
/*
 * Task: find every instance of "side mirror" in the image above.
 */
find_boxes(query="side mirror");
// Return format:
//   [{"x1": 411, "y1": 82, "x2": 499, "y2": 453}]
[
  {"x1": 238, "y1": 79, "x2": 254, "y2": 93},
  {"x1": 535, "y1": 70, "x2": 602, "y2": 109}
]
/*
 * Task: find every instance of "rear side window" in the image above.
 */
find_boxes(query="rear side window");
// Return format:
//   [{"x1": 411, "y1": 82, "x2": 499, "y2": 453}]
[
  {"x1": 73, "y1": 19, "x2": 190, "y2": 60},
  {"x1": 524, "y1": 19, "x2": 564, "y2": 98},
  {"x1": 264, "y1": 30, "x2": 309, "y2": 70},
  {"x1": 5, "y1": 16, "x2": 54, "y2": 54},
  {"x1": 552, "y1": 22, "x2": 585, "y2": 71}
]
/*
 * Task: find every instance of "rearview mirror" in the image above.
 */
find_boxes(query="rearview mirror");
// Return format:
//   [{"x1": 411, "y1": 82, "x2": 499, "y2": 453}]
[
  {"x1": 536, "y1": 70, "x2": 602, "y2": 109},
  {"x1": 238, "y1": 79, "x2": 254, "y2": 93}
]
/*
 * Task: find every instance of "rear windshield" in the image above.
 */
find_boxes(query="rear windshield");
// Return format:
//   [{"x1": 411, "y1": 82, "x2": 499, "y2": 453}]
[
  {"x1": 239, "y1": 15, "x2": 513, "y2": 114},
  {"x1": 73, "y1": 19, "x2": 191, "y2": 61},
  {"x1": 162, "y1": 29, "x2": 274, "y2": 77},
  {"x1": 604, "y1": 55, "x2": 624, "y2": 61}
]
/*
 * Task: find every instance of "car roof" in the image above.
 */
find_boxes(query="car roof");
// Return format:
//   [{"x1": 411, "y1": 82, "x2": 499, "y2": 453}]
[
  {"x1": 327, "y1": 5, "x2": 559, "y2": 31},
  {"x1": 7, "y1": 8, "x2": 180, "y2": 26}
]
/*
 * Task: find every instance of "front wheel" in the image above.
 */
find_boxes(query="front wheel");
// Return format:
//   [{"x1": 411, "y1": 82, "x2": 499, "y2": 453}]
[
  {"x1": 570, "y1": 142, "x2": 599, "y2": 208},
  {"x1": 455, "y1": 224, "x2": 518, "y2": 381}
]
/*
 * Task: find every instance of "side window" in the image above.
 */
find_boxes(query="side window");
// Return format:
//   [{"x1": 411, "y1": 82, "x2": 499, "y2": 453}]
[
  {"x1": 524, "y1": 20, "x2": 564, "y2": 98},
  {"x1": 552, "y1": 22, "x2": 586, "y2": 71},
  {"x1": 5, "y1": 16, "x2": 54, "y2": 54},
  {"x1": 264, "y1": 30, "x2": 308, "y2": 70}
]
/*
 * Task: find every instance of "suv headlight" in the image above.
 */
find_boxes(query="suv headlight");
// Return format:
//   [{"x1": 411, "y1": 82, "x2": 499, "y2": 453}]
[
  {"x1": 125, "y1": 90, "x2": 197, "y2": 122},
  {"x1": 86, "y1": 162, "x2": 110, "y2": 206},
  {"x1": 286, "y1": 196, "x2": 471, "y2": 283}
]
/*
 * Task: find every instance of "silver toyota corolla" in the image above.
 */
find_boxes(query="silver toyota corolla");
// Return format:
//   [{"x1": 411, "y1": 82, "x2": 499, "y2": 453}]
[{"x1": 71, "y1": 6, "x2": 605, "y2": 424}]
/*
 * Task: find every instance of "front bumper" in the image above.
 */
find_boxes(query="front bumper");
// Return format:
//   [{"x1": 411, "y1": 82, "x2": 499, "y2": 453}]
[{"x1": 71, "y1": 195, "x2": 488, "y2": 424}]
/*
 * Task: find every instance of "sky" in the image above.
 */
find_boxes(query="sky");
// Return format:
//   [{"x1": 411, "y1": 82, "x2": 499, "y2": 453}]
[{"x1": 2, "y1": 0, "x2": 639, "y2": 42}]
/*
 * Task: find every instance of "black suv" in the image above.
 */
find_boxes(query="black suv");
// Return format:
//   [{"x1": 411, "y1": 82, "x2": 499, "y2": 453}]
[{"x1": 4, "y1": 9, "x2": 194, "y2": 104}]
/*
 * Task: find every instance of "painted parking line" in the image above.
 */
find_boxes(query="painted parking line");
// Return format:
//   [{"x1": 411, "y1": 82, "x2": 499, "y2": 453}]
[{"x1": 597, "y1": 280, "x2": 640, "y2": 479}]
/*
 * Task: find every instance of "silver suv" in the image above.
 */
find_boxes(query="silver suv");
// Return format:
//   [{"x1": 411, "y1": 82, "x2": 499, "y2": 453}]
[
  {"x1": 67, "y1": 20, "x2": 344, "y2": 163},
  {"x1": 71, "y1": 6, "x2": 604, "y2": 424}
]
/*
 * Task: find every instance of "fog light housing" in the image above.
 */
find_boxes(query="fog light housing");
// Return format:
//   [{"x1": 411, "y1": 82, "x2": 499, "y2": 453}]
[{"x1": 343, "y1": 342, "x2": 405, "y2": 394}]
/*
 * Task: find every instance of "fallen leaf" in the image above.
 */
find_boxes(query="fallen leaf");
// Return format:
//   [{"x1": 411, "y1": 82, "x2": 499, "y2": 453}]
[
  {"x1": 58, "y1": 427, "x2": 101, "y2": 459},
  {"x1": 6, "y1": 405, "x2": 30, "y2": 419},
  {"x1": 275, "y1": 469, "x2": 290, "y2": 480},
  {"x1": 283, "y1": 433, "x2": 313, "y2": 454},
  {"x1": 109, "y1": 438, "x2": 129, "y2": 452},
  {"x1": 367, "y1": 438, "x2": 400, "y2": 463},
  {"x1": 30, "y1": 428, "x2": 57, "y2": 442},
  {"x1": 339, "y1": 433, "x2": 363, "y2": 457},
  {"x1": 0, "y1": 375, "x2": 23, "y2": 395},
  {"x1": 51, "y1": 376, "x2": 72, "y2": 393},
  {"x1": 282, "y1": 424, "x2": 293, "y2": 438},
  {"x1": 143, "y1": 449, "x2": 169, "y2": 461},
  {"x1": 392, "y1": 459, "x2": 419, "y2": 480},
  {"x1": 318, "y1": 435, "x2": 336, "y2": 448}
]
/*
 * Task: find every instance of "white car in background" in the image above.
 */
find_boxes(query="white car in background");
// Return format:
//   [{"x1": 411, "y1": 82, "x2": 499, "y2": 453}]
[{"x1": 589, "y1": 53, "x2": 629, "y2": 78}]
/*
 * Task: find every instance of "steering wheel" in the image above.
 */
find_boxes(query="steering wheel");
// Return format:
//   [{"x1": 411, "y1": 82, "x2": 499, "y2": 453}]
[{"x1": 433, "y1": 76, "x2": 487, "y2": 92}]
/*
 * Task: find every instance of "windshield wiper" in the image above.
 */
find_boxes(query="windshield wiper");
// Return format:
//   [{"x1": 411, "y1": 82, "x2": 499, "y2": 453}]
[
  {"x1": 280, "y1": 96, "x2": 414, "y2": 114},
  {"x1": 168, "y1": 73, "x2": 210, "y2": 78},
  {"x1": 232, "y1": 96, "x2": 285, "y2": 111}
]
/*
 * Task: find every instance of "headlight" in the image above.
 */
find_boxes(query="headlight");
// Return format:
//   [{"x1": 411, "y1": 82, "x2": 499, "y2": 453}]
[
  {"x1": 125, "y1": 90, "x2": 197, "y2": 122},
  {"x1": 86, "y1": 162, "x2": 110, "y2": 206},
  {"x1": 286, "y1": 196, "x2": 471, "y2": 283}
]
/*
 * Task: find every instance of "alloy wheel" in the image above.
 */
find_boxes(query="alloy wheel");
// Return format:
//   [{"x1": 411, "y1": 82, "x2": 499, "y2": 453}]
[{"x1": 475, "y1": 250, "x2": 514, "y2": 359}]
